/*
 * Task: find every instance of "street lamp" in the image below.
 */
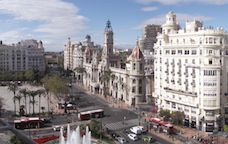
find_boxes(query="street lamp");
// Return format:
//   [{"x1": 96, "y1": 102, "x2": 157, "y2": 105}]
[{"x1": 123, "y1": 116, "x2": 126, "y2": 125}]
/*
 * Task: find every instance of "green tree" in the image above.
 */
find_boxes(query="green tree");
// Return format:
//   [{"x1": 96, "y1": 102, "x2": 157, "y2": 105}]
[
  {"x1": 74, "y1": 67, "x2": 86, "y2": 73},
  {"x1": 42, "y1": 75, "x2": 68, "y2": 97},
  {"x1": 36, "y1": 89, "x2": 45, "y2": 116},
  {"x1": 8, "y1": 82, "x2": 18, "y2": 115},
  {"x1": 171, "y1": 111, "x2": 185, "y2": 125},
  {"x1": 24, "y1": 70, "x2": 34, "y2": 81},
  {"x1": 41, "y1": 75, "x2": 68, "y2": 113},
  {"x1": 159, "y1": 109, "x2": 171, "y2": 121},
  {"x1": 100, "y1": 69, "x2": 112, "y2": 97},
  {"x1": 14, "y1": 94, "x2": 22, "y2": 116},
  {"x1": 224, "y1": 125, "x2": 228, "y2": 132},
  {"x1": 10, "y1": 135, "x2": 23, "y2": 144},
  {"x1": 27, "y1": 90, "x2": 38, "y2": 115},
  {"x1": 0, "y1": 97, "x2": 3, "y2": 117}
]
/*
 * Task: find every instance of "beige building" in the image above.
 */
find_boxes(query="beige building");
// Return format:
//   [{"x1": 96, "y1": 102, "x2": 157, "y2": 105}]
[
  {"x1": 154, "y1": 11, "x2": 228, "y2": 132},
  {"x1": 64, "y1": 20, "x2": 151, "y2": 106},
  {"x1": 0, "y1": 39, "x2": 45, "y2": 72}
]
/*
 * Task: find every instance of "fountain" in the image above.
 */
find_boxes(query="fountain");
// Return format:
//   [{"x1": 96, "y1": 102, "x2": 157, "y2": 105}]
[{"x1": 59, "y1": 124, "x2": 91, "y2": 144}]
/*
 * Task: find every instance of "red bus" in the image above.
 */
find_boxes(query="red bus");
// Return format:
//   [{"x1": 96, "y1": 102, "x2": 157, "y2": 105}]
[
  {"x1": 14, "y1": 117, "x2": 44, "y2": 129},
  {"x1": 78, "y1": 109, "x2": 104, "y2": 120},
  {"x1": 145, "y1": 117, "x2": 175, "y2": 134}
]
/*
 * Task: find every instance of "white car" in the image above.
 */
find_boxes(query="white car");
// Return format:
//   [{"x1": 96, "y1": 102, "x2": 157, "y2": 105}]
[
  {"x1": 128, "y1": 133, "x2": 138, "y2": 141},
  {"x1": 137, "y1": 126, "x2": 147, "y2": 133},
  {"x1": 130, "y1": 126, "x2": 142, "y2": 135},
  {"x1": 117, "y1": 137, "x2": 127, "y2": 144},
  {"x1": 53, "y1": 125, "x2": 61, "y2": 131}
]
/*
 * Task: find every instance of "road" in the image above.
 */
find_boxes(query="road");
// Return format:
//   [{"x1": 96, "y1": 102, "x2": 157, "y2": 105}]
[{"x1": 22, "y1": 83, "x2": 172, "y2": 144}]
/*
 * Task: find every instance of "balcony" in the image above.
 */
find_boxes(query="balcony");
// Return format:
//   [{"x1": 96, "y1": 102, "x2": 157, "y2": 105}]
[{"x1": 165, "y1": 88, "x2": 198, "y2": 97}]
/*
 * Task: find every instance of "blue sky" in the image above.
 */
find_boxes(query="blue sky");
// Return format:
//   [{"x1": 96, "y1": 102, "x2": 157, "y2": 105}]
[{"x1": 0, "y1": 0, "x2": 227, "y2": 51}]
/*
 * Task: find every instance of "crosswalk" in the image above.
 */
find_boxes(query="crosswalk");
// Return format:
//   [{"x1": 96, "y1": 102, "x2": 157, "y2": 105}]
[{"x1": 105, "y1": 118, "x2": 139, "y2": 131}]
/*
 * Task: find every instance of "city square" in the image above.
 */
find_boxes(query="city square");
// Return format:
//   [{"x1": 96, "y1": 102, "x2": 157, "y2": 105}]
[{"x1": 0, "y1": 0, "x2": 228, "y2": 144}]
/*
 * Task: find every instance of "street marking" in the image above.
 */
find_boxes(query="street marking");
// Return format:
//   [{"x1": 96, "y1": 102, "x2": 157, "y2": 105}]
[{"x1": 105, "y1": 119, "x2": 138, "y2": 131}]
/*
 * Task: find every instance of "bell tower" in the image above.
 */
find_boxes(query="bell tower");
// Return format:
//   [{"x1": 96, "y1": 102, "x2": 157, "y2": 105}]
[
  {"x1": 103, "y1": 20, "x2": 113, "y2": 58},
  {"x1": 102, "y1": 20, "x2": 113, "y2": 69}
]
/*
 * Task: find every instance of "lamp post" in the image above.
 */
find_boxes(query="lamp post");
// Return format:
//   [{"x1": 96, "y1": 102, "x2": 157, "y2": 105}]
[{"x1": 123, "y1": 116, "x2": 126, "y2": 125}]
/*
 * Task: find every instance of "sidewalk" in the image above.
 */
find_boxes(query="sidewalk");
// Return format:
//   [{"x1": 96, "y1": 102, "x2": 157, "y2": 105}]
[{"x1": 175, "y1": 126, "x2": 228, "y2": 144}]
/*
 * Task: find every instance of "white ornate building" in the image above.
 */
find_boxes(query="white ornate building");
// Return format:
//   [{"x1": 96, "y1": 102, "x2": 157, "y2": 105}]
[
  {"x1": 64, "y1": 21, "x2": 150, "y2": 106},
  {"x1": 0, "y1": 39, "x2": 45, "y2": 72},
  {"x1": 154, "y1": 11, "x2": 228, "y2": 132}
]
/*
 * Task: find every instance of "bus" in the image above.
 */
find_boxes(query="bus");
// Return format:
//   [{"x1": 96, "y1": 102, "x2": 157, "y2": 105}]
[
  {"x1": 145, "y1": 117, "x2": 175, "y2": 134},
  {"x1": 14, "y1": 117, "x2": 44, "y2": 129},
  {"x1": 78, "y1": 109, "x2": 104, "y2": 121}
]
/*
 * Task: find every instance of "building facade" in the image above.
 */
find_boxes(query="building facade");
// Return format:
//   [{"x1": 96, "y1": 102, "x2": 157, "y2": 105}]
[
  {"x1": 0, "y1": 39, "x2": 45, "y2": 72},
  {"x1": 64, "y1": 20, "x2": 149, "y2": 106},
  {"x1": 139, "y1": 24, "x2": 161, "y2": 104},
  {"x1": 154, "y1": 11, "x2": 228, "y2": 132}
]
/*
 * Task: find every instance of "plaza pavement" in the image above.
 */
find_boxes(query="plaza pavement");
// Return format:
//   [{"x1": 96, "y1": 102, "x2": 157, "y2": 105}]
[{"x1": 0, "y1": 83, "x2": 58, "y2": 115}]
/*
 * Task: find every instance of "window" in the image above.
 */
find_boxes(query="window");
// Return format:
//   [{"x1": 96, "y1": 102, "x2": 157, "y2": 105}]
[
  {"x1": 209, "y1": 50, "x2": 213, "y2": 54},
  {"x1": 132, "y1": 87, "x2": 135, "y2": 93},
  {"x1": 133, "y1": 63, "x2": 136, "y2": 70},
  {"x1": 165, "y1": 50, "x2": 170, "y2": 54},
  {"x1": 204, "y1": 70, "x2": 217, "y2": 76},
  {"x1": 189, "y1": 60, "x2": 194, "y2": 65},
  {"x1": 171, "y1": 50, "x2": 176, "y2": 55},
  {"x1": 209, "y1": 59, "x2": 212, "y2": 65},
  {"x1": 192, "y1": 50, "x2": 197, "y2": 55},
  {"x1": 139, "y1": 87, "x2": 142, "y2": 94},
  {"x1": 184, "y1": 50, "x2": 190, "y2": 55},
  {"x1": 200, "y1": 50, "x2": 202, "y2": 55},
  {"x1": 178, "y1": 50, "x2": 182, "y2": 54},
  {"x1": 209, "y1": 37, "x2": 213, "y2": 44},
  {"x1": 185, "y1": 59, "x2": 188, "y2": 63},
  {"x1": 132, "y1": 79, "x2": 136, "y2": 83},
  {"x1": 139, "y1": 79, "x2": 142, "y2": 85}
]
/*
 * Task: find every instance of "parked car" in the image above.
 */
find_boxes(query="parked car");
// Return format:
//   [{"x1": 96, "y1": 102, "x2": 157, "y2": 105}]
[
  {"x1": 111, "y1": 132, "x2": 120, "y2": 140},
  {"x1": 143, "y1": 136, "x2": 155, "y2": 143},
  {"x1": 128, "y1": 133, "x2": 138, "y2": 141},
  {"x1": 53, "y1": 125, "x2": 61, "y2": 131},
  {"x1": 130, "y1": 126, "x2": 142, "y2": 135},
  {"x1": 117, "y1": 137, "x2": 127, "y2": 144},
  {"x1": 137, "y1": 126, "x2": 147, "y2": 133},
  {"x1": 124, "y1": 129, "x2": 131, "y2": 134}
]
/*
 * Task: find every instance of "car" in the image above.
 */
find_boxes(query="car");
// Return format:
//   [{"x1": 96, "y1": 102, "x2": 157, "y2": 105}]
[
  {"x1": 117, "y1": 137, "x2": 127, "y2": 144},
  {"x1": 53, "y1": 125, "x2": 61, "y2": 131},
  {"x1": 111, "y1": 132, "x2": 120, "y2": 140},
  {"x1": 124, "y1": 129, "x2": 131, "y2": 134},
  {"x1": 130, "y1": 126, "x2": 142, "y2": 135},
  {"x1": 127, "y1": 133, "x2": 138, "y2": 141},
  {"x1": 143, "y1": 136, "x2": 155, "y2": 143},
  {"x1": 137, "y1": 126, "x2": 147, "y2": 133},
  {"x1": 43, "y1": 118, "x2": 51, "y2": 123}
]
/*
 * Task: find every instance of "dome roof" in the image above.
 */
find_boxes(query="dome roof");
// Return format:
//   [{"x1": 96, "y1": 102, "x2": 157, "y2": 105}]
[{"x1": 130, "y1": 45, "x2": 144, "y2": 59}]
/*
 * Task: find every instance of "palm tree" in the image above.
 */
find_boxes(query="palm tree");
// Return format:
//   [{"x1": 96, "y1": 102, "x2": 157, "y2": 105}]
[
  {"x1": 19, "y1": 88, "x2": 28, "y2": 115},
  {"x1": 15, "y1": 94, "x2": 22, "y2": 115},
  {"x1": 0, "y1": 97, "x2": 3, "y2": 117},
  {"x1": 28, "y1": 90, "x2": 38, "y2": 115},
  {"x1": 36, "y1": 89, "x2": 45, "y2": 116},
  {"x1": 100, "y1": 69, "x2": 112, "y2": 97},
  {"x1": 8, "y1": 82, "x2": 18, "y2": 115}
]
